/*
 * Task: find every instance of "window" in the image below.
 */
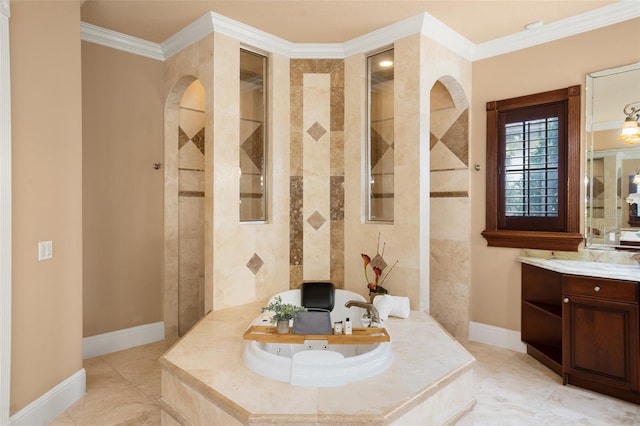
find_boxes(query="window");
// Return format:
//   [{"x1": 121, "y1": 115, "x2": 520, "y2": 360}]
[
  {"x1": 239, "y1": 49, "x2": 267, "y2": 222},
  {"x1": 367, "y1": 48, "x2": 394, "y2": 222},
  {"x1": 482, "y1": 86, "x2": 583, "y2": 251},
  {"x1": 500, "y1": 103, "x2": 565, "y2": 231}
]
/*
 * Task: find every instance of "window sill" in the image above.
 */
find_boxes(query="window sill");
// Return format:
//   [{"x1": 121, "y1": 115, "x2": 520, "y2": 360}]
[{"x1": 481, "y1": 229, "x2": 583, "y2": 251}]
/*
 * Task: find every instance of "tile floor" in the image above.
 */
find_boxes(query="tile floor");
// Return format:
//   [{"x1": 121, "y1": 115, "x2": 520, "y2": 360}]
[{"x1": 48, "y1": 339, "x2": 639, "y2": 425}]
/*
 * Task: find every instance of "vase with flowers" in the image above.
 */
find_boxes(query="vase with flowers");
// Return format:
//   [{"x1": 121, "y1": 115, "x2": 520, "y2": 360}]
[{"x1": 361, "y1": 234, "x2": 399, "y2": 303}]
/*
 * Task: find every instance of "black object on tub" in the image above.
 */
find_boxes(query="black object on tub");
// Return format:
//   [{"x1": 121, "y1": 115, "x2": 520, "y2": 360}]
[{"x1": 301, "y1": 281, "x2": 335, "y2": 312}]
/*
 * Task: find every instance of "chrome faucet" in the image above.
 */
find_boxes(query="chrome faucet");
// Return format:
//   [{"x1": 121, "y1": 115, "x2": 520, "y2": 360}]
[{"x1": 345, "y1": 300, "x2": 381, "y2": 327}]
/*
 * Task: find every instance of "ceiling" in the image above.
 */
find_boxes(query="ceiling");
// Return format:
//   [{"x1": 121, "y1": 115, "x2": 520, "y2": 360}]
[{"x1": 80, "y1": 0, "x2": 619, "y2": 45}]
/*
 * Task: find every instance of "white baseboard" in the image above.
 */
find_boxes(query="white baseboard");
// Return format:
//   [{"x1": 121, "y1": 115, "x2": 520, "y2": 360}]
[
  {"x1": 9, "y1": 368, "x2": 86, "y2": 426},
  {"x1": 83, "y1": 321, "x2": 165, "y2": 359},
  {"x1": 468, "y1": 321, "x2": 526, "y2": 353}
]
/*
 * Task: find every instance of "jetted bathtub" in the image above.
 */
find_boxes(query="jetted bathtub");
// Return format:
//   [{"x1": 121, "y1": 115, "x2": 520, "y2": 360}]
[{"x1": 242, "y1": 289, "x2": 393, "y2": 386}]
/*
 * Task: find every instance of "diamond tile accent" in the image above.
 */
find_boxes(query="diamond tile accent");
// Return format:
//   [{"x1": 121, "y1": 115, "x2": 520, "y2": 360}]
[
  {"x1": 592, "y1": 176, "x2": 604, "y2": 198},
  {"x1": 306, "y1": 210, "x2": 327, "y2": 231},
  {"x1": 191, "y1": 128, "x2": 205, "y2": 154},
  {"x1": 370, "y1": 127, "x2": 390, "y2": 168},
  {"x1": 241, "y1": 125, "x2": 264, "y2": 170},
  {"x1": 440, "y1": 109, "x2": 469, "y2": 166},
  {"x1": 307, "y1": 121, "x2": 327, "y2": 141},
  {"x1": 178, "y1": 126, "x2": 205, "y2": 154},
  {"x1": 178, "y1": 127, "x2": 190, "y2": 150},
  {"x1": 246, "y1": 253, "x2": 264, "y2": 275}
]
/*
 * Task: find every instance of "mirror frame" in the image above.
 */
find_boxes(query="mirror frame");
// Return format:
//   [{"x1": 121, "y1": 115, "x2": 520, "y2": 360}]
[{"x1": 584, "y1": 62, "x2": 640, "y2": 251}]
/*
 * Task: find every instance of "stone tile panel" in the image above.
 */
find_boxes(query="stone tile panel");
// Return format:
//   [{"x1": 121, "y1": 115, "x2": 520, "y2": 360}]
[
  {"x1": 330, "y1": 131, "x2": 345, "y2": 176},
  {"x1": 290, "y1": 176, "x2": 303, "y2": 265}
]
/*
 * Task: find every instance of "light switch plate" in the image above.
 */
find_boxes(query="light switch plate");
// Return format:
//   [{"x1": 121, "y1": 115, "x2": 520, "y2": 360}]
[{"x1": 38, "y1": 240, "x2": 53, "y2": 261}]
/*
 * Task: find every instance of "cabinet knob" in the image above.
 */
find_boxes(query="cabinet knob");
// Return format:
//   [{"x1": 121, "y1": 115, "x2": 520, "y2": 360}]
[
  {"x1": 563, "y1": 297, "x2": 569, "y2": 303},
  {"x1": 594, "y1": 286, "x2": 601, "y2": 292}
]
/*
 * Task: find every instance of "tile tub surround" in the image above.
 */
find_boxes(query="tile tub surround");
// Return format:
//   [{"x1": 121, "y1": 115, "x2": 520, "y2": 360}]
[
  {"x1": 519, "y1": 256, "x2": 640, "y2": 282},
  {"x1": 159, "y1": 302, "x2": 476, "y2": 425}
]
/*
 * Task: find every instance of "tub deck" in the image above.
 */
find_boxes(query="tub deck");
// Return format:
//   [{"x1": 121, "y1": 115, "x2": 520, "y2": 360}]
[{"x1": 159, "y1": 301, "x2": 476, "y2": 425}]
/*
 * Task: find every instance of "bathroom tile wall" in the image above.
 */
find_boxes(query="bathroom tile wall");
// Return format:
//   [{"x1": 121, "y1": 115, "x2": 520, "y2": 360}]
[
  {"x1": 164, "y1": 34, "x2": 290, "y2": 328},
  {"x1": 208, "y1": 34, "x2": 291, "y2": 310},
  {"x1": 343, "y1": 35, "x2": 428, "y2": 307},
  {"x1": 177, "y1": 80, "x2": 205, "y2": 335},
  {"x1": 164, "y1": 36, "x2": 214, "y2": 337},
  {"x1": 289, "y1": 60, "x2": 345, "y2": 289},
  {"x1": 342, "y1": 35, "x2": 472, "y2": 314},
  {"x1": 162, "y1": 30, "x2": 472, "y2": 324},
  {"x1": 429, "y1": 80, "x2": 470, "y2": 339}
]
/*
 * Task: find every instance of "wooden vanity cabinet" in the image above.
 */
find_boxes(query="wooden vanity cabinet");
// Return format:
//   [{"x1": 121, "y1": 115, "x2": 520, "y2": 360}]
[
  {"x1": 522, "y1": 263, "x2": 640, "y2": 403},
  {"x1": 521, "y1": 264, "x2": 563, "y2": 375},
  {"x1": 562, "y1": 275, "x2": 639, "y2": 403}
]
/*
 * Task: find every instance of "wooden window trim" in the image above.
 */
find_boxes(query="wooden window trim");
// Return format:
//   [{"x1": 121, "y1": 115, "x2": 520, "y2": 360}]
[{"x1": 482, "y1": 86, "x2": 583, "y2": 251}]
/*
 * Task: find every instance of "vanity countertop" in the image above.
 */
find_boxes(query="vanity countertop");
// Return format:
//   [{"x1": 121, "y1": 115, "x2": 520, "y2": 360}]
[{"x1": 519, "y1": 257, "x2": 640, "y2": 282}]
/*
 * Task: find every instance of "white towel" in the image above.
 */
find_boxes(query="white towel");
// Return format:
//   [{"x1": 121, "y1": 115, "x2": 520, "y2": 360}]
[
  {"x1": 389, "y1": 296, "x2": 410, "y2": 318},
  {"x1": 372, "y1": 295, "x2": 394, "y2": 320}
]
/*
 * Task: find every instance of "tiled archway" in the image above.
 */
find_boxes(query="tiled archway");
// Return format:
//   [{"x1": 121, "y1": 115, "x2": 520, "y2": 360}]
[
  {"x1": 163, "y1": 75, "x2": 204, "y2": 338},
  {"x1": 429, "y1": 77, "x2": 470, "y2": 339}
]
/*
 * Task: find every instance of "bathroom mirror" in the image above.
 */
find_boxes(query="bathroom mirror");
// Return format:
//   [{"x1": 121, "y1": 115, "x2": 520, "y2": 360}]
[{"x1": 585, "y1": 62, "x2": 640, "y2": 250}]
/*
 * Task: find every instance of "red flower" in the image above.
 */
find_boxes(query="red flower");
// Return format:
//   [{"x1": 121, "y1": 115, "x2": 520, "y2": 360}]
[
  {"x1": 373, "y1": 266, "x2": 382, "y2": 279},
  {"x1": 361, "y1": 254, "x2": 372, "y2": 284}
]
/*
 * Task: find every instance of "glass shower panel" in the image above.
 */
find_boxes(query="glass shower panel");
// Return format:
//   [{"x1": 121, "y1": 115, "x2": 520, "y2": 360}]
[
  {"x1": 367, "y1": 49, "x2": 394, "y2": 222},
  {"x1": 239, "y1": 49, "x2": 267, "y2": 222}
]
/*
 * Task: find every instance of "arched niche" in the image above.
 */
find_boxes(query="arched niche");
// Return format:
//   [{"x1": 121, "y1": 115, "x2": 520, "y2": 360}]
[
  {"x1": 164, "y1": 76, "x2": 208, "y2": 337},
  {"x1": 428, "y1": 76, "x2": 471, "y2": 339}
]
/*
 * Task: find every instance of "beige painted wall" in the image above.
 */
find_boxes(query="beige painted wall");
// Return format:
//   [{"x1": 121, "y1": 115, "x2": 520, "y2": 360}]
[
  {"x1": 470, "y1": 18, "x2": 640, "y2": 331},
  {"x1": 82, "y1": 41, "x2": 164, "y2": 336},
  {"x1": 10, "y1": 0, "x2": 83, "y2": 414}
]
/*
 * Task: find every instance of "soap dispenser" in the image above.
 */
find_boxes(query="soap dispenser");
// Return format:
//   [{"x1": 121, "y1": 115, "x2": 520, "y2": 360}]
[{"x1": 344, "y1": 317, "x2": 352, "y2": 335}]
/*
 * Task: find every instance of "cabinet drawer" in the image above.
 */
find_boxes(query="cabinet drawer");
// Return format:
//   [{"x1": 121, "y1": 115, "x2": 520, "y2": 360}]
[{"x1": 563, "y1": 276, "x2": 637, "y2": 303}]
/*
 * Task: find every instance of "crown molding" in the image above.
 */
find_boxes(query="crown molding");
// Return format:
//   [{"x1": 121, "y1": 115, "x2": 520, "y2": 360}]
[
  {"x1": 288, "y1": 43, "x2": 345, "y2": 59},
  {"x1": 419, "y1": 12, "x2": 476, "y2": 61},
  {"x1": 343, "y1": 13, "x2": 426, "y2": 58},
  {"x1": 80, "y1": 22, "x2": 164, "y2": 61},
  {"x1": 81, "y1": 1, "x2": 640, "y2": 62},
  {"x1": 474, "y1": 1, "x2": 640, "y2": 61},
  {"x1": 161, "y1": 12, "x2": 214, "y2": 59},
  {"x1": 209, "y1": 12, "x2": 294, "y2": 58}
]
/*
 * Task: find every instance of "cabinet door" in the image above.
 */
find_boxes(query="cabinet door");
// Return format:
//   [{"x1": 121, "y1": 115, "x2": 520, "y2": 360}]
[{"x1": 562, "y1": 294, "x2": 639, "y2": 392}]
